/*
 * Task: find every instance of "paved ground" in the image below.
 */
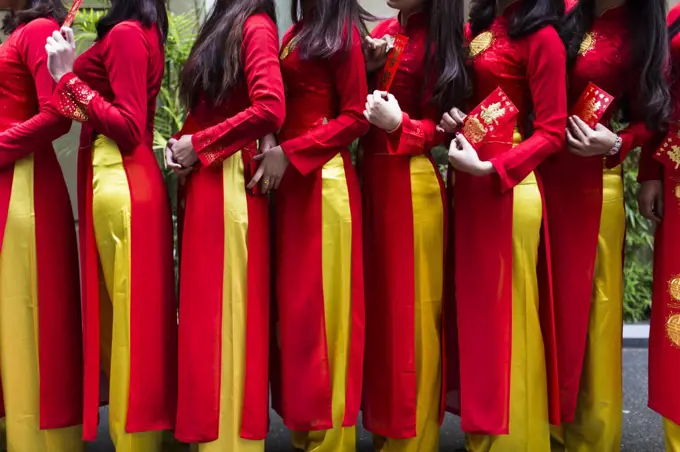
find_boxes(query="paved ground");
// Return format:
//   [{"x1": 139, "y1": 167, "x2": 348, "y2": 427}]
[{"x1": 87, "y1": 348, "x2": 664, "y2": 451}]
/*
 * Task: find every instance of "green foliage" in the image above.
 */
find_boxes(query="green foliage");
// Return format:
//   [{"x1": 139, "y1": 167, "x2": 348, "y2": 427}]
[{"x1": 622, "y1": 149, "x2": 654, "y2": 321}]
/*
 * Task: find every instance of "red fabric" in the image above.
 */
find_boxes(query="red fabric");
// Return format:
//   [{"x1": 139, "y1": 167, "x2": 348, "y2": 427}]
[
  {"x1": 361, "y1": 14, "x2": 447, "y2": 439},
  {"x1": 452, "y1": 13, "x2": 566, "y2": 434},
  {"x1": 175, "y1": 14, "x2": 284, "y2": 443},
  {"x1": 53, "y1": 21, "x2": 177, "y2": 440},
  {"x1": 539, "y1": 5, "x2": 651, "y2": 422},
  {"x1": 0, "y1": 17, "x2": 82, "y2": 429},
  {"x1": 648, "y1": 3, "x2": 680, "y2": 425},
  {"x1": 272, "y1": 23, "x2": 368, "y2": 431}
]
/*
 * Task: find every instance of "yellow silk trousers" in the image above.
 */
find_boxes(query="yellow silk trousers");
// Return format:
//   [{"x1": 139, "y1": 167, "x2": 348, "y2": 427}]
[
  {"x1": 0, "y1": 155, "x2": 83, "y2": 452},
  {"x1": 292, "y1": 154, "x2": 355, "y2": 452},
  {"x1": 92, "y1": 136, "x2": 163, "y2": 452},
  {"x1": 665, "y1": 419, "x2": 680, "y2": 451},
  {"x1": 373, "y1": 156, "x2": 444, "y2": 452},
  {"x1": 467, "y1": 172, "x2": 551, "y2": 451},
  {"x1": 551, "y1": 167, "x2": 624, "y2": 452},
  {"x1": 190, "y1": 152, "x2": 264, "y2": 452}
]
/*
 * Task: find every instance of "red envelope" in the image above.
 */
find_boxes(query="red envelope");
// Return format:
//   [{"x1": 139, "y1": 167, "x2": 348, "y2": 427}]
[
  {"x1": 379, "y1": 34, "x2": 409, "y2": 92},
  {"x1": 63, "y1": 0, "x2": 83, "y2": 27},
  {"x1": 242, "y1": 142, "x2": 264, "y2": 196},
  {"x1": 462, "y1": 87, "x2": 518, "y2": 149},
  {"x1": 570, "y1": 82, "x2": 614, "y2": 128},
  {"x1": 654, "y1": 124, "x2": 680, "y2": 170}
]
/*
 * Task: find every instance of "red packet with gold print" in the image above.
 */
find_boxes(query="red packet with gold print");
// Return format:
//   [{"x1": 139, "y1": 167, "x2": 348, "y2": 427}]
[
  {"x1": 63, "y1": 0, "x2": 83, "y2": 27},
  {"x1": 570, "y1": 82, "x2": 614, "y2": 128},
  {"x1": 654, "y1": 124, "x2": 680, "y2": 170},
  {"x1": 378, "y1": 34, "x2": 409, "y2": 92},
  {"x1": 462, "y1": 87, "x2": 518, "y2": 149}
]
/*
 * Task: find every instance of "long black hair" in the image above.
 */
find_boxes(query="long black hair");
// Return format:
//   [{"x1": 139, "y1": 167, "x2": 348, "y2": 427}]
[
  {"x1": 424, "y1": 0, "x2": 469, "y2": 113},
  {"x1": 291, "y1": 0, "x2": 374, "y2": 60},
  {"x1": 2, "y1": 0, "x2": 66, "y2": 34},
  {"x1": 96, "y1": 0, "x2": 168, "y2": 42},
  {"x1": 180, "y1": 0, "x2": 276, "y2": 108},
  {"x1": 671, "y1": 12, "x2": 680, "y2": 41},
  {"x1": 469, "y1": 0, "x2": 564, "y2": 38},
  {"x1": 562, "y1": 0, "x2": 670, "y2": 129}
]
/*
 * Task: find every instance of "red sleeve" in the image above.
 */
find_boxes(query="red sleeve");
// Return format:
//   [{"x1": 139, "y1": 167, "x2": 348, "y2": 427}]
[
  {"x1": 0, "y1": 19, "x2": 71, "y2": 167},
  {"x1": 53, "y1": 22, "x2": 151, "y2": 151},
  {"x1": 491, "y1": 27, "x2": 567, "y2": 192},
  {"x1": 638, "y1": 132, "x2": 664, "y2": 182},
  {"x1": 385, "y1": 77, "x2": 445, "y2": 156},
  {"x1": 191, "y1": 14, "x2": 285, "y2": 167},
  {"x1": 280, "y1": 26, "x2": 370, "y2": 175}
]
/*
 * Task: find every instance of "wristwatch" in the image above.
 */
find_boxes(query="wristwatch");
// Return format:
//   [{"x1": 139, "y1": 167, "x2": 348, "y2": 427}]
[{"x1": 607, "y1": 135, "x2": 622, "y2": 156}]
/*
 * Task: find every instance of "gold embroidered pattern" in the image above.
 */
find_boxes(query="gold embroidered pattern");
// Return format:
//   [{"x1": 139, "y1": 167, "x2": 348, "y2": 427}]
[
  {"x1": 675, "y1": 184, "x2": 680, "y2": 200},
  {"x1": 480, "y1": 102, "x2": 506, "y2": 126},
  {"x1": 280, "y1": 36, "x2": 300, "y2": 60},
  {"x1": 462, "y1": 115, "x2": 486, "y2": 145},
  {"x1": 578, "y1": 32, "x2": 596, "y2": 56},
  {"x1": 663, "y1": 145, "x2": 680, "y2": 170},
  {"x1": 58, "y1": 77, "x2": 96, "y2": 123},
  {"x1": 667, "y1": 314, "x2": 680, "y2": 348},
  {"x1": 469, "y1": 31, "x2": 494, "y2": 59},
  {"x1": 581, "y1": 97, "x2": 603, "y2": 126},
  {"x1": 58, "y1": 91, "x2": 89, "y2": 122}
]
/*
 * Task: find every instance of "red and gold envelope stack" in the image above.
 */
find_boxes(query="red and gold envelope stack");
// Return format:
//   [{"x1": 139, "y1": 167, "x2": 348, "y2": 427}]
[
  {"x1": 462, "y1": 87, "x2": 518, "y2": 149},
  {"x1": 63, "y1": 0, "x2": 83, "y2": 27},
  {"x1": 654, "y1": 124, "x2": 680, "y2": 171},
  {"x1": 570, "y1": 82, "x2": 614, "y2": 128},
  {"x1": 379, "y1": 34, "x2": 409, "y2": 92}
]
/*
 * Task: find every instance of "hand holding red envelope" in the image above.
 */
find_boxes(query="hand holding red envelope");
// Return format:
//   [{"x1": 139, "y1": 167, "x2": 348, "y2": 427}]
[
  {"x1": 461, "y1": 87, "x2": 518, "y2": 149},
  {"x1": 570, "y1": 82, "x2": 613, "y2": 128}
]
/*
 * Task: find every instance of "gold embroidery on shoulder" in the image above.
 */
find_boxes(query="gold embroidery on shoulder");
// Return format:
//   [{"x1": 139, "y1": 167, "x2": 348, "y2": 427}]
[
  {"x1": 578, "y1": 32, "x2": 596, "y2": 56},
  {"x1": 280, "y1": 36, "x2": 299, "y2": 60},
  {"x1": 667, "y1": 313, "x2": 680, "y2": 348},
  {"x1": 469, "y1": 31, "x2": 494, "y2": 59}
]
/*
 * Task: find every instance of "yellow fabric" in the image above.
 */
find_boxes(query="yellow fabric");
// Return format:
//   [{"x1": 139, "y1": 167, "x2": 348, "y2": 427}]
[
  {"x1": 292, "y1": 153, "x2": 355, "y2": 452},
  {"x1": 92, "y1": 136, "x2": 163, "y2": 452},
  {"x1": 0, "y1": 155, "x2": 83, "y2": 452},
  {"x1": 373, "y1": 155, "x2": 443, "y2": 452},
  {"x1": 551, "y1": 166, "x2": 624, "y2": 452},
  {"x1": 191, "y1": 152, "x2": 263, "y2": 452},
  {"x1": 665, "y1": 418, "x2": 680, "y2": 451},
  {"x1": 467, "y1": 172, "x2": 551, "y2": 451}
]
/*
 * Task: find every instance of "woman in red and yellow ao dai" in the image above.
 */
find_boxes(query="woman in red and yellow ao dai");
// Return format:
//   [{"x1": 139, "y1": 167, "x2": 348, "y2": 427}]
[
  {"x1": 267, "y1": 2, "x2": 369, "y2": 450},
  {"x1": 442, "y1": 0, "x2": 566, "y2": 449},
  {"x1": 170, "y1": 2, "x2": 285, "y2": 451},
  {"x1": 360, "y1": 0, "x2": 467, "y2": 450},
  {"x1": 542, "y1": 2, "x2": 668, "y2": 450},
  {"x1": 639, "y1": 3, "x2": 680, "y2": 450},
  {"x1": 0, "y1": 2, "x2": 82, "y2": 449},
  {"x1": 46, "y1": 1, "x2": 177, "y2": 450}
]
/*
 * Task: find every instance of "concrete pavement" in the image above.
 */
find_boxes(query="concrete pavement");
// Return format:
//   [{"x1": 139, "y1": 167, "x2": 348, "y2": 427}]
[{"x1": 87, "y1": 348, "x2": 664, "y2": 451}]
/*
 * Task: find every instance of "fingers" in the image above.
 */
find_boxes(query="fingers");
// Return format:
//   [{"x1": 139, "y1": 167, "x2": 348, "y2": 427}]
[
  {"x1": 566, "y1": 128, "x2": 584, "y2": 151},
  {"x1": 253, "y1": 153, "x2": 265, "y2": 161},
  {"x1": 165, "y1": 149, "x2": 182, "y2": 169},
  {"x1": 374, "y1": 90, "x2": 388, "y2": 101},
  {"x1": 247, "y1": 164, "x2": 264, "y2": 190},
  {"x1": 567, "y1": 118, "x2": 588, "y2": 144},
  {"x1": 440, "y1": 113, "x2": 459, "y2": 133},
  {"x1": 571, "y1": 115, "x2": 594, "y2": 138},
  {"x1": 61, "y1": 26, "x2": 75, "y2": 49},
  {"x1": 52, "y1": 30, "x2": 68, "y2": 46},
  {"x1": 450, "y1": 108, "x2": 467, "y2": 125},
  {"x1": 455, "y1": 133, "x2": 473, "y2": 150}
]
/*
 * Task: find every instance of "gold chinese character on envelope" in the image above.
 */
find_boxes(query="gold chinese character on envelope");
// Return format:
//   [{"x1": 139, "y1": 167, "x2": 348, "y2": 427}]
[
  {"x1": 655, "y1": 124, "x2": 680, "y2": 170},
  {"x1": 462, "y1": 87, "x2": 518, "y2": 149},
  {"x1": 570, "y1": 82, "x2": 613, "y2": 128}
]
